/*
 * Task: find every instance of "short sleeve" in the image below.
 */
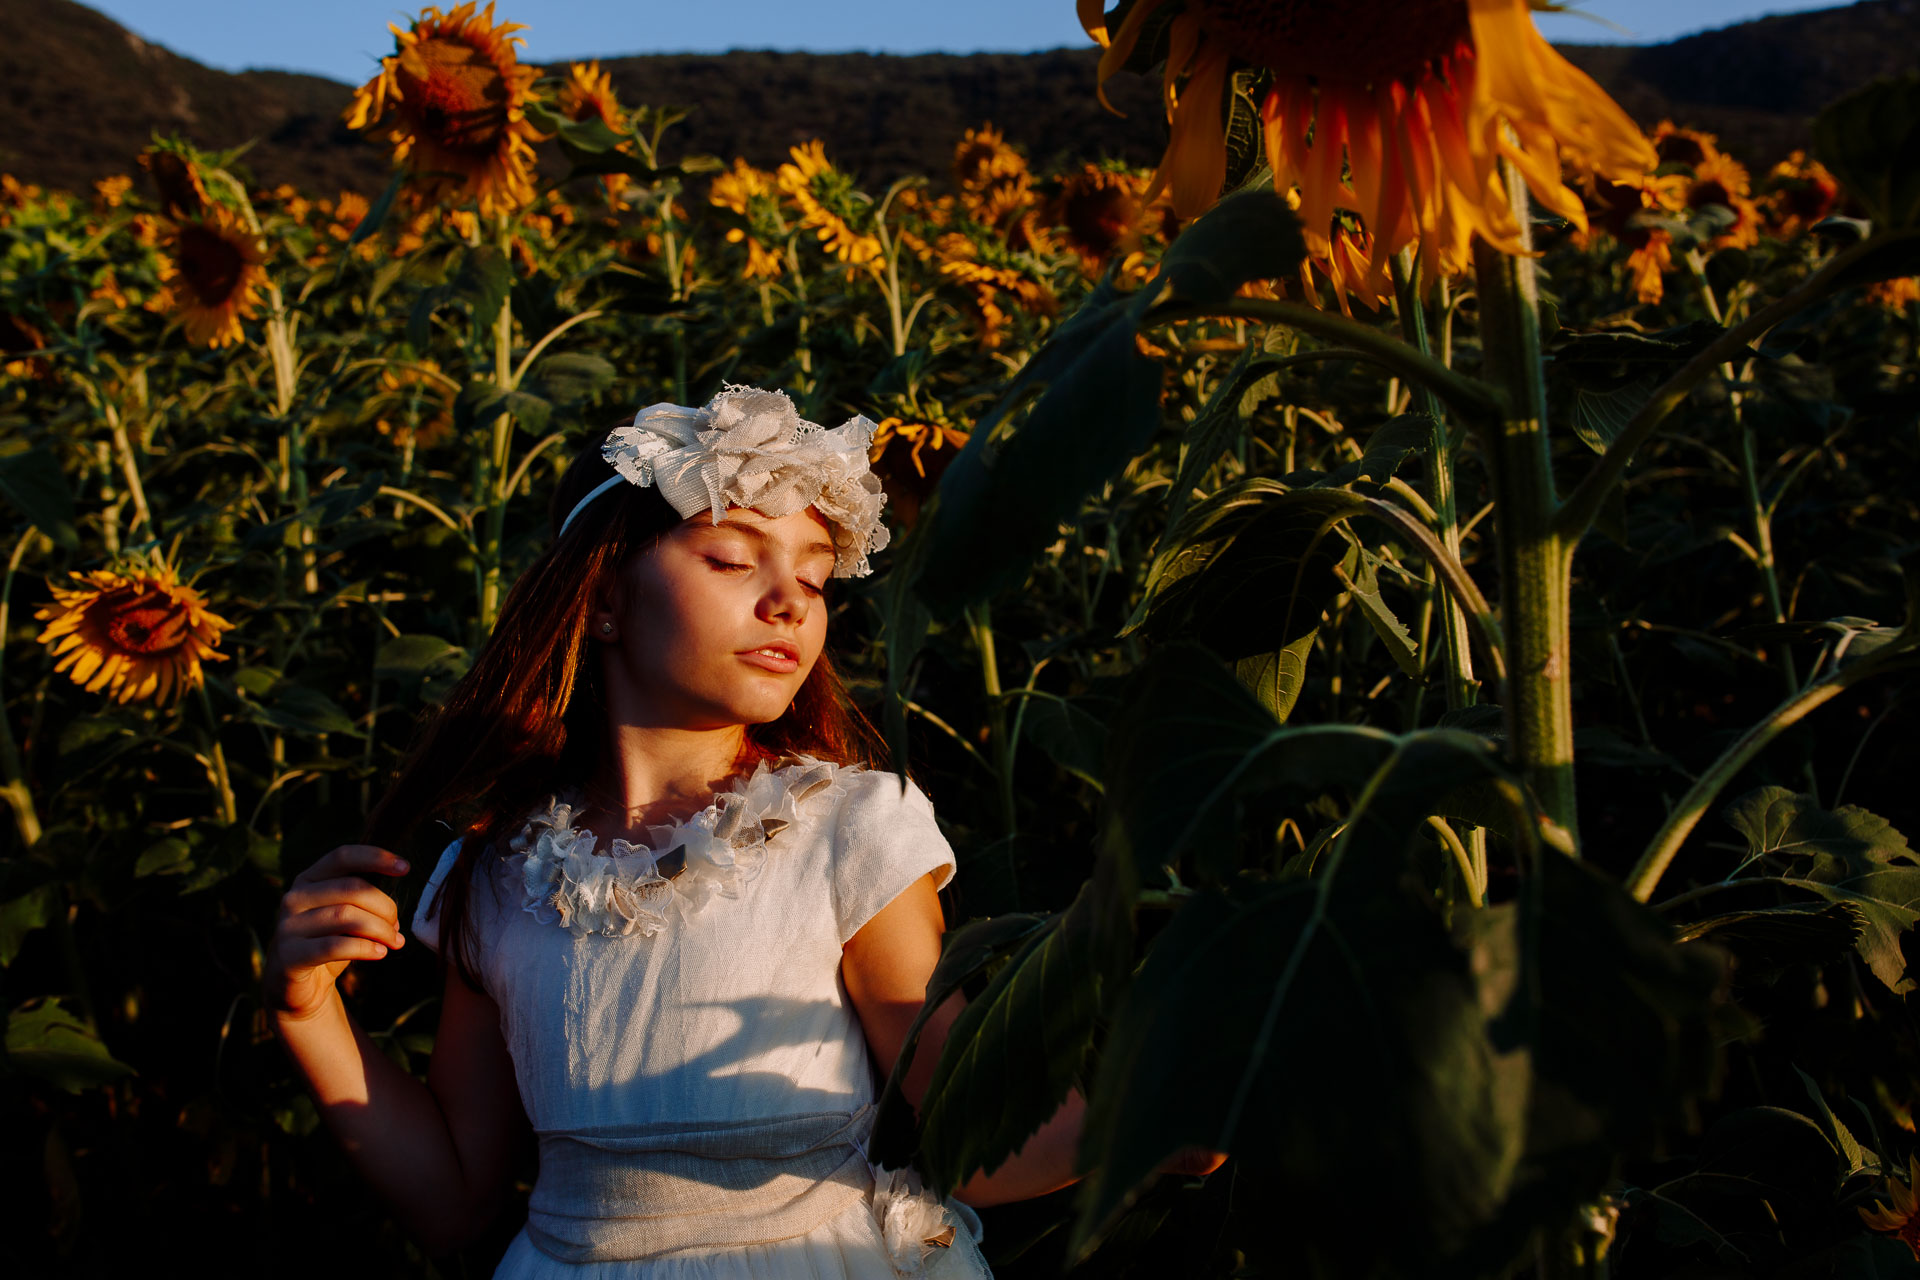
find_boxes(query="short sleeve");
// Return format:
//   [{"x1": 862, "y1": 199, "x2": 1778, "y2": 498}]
[
  {"x1": 409, "y1": 837, "x2": 465, "y2": 955},
  {"x1": 829, "y1": 771, "x2": 957, "y2": 946}
]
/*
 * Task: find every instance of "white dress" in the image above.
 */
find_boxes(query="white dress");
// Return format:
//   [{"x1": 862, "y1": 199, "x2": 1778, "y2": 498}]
[{"x1": 410, "y1": 754, "x2": 994, "y2": 1280}]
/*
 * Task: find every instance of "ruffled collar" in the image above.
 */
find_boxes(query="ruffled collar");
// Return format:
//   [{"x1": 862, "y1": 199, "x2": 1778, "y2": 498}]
[{"x1": 506, "y1": 753, "x2": 850, "y2": 939}]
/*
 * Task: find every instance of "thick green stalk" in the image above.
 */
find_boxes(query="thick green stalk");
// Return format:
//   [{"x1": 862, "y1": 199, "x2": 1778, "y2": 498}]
[
  {"x1": 195, "y1": 682, "x2": 238, "y2": 827},
  {"x1": 1471, "y1": 164, "x2": 1578, "y2": 840}
]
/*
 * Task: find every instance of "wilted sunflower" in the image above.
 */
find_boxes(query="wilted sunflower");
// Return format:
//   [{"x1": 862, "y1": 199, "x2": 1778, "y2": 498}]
[
  {"x1": 344, "y1": 2, "x2": 547, "y2": 218},
  {"x1": 710, "y1": 159, "x2": 787, "y2": 280},
  {"x1": 934, "y1": 232, "x2": 1055, "y2": 347},
  {"x1": 1861, "y1": 1153, "x2": 1920, "y2": 1259},
  {"x1": 1047, "y1": 164, "x2": 1146, "y2": 268},
  {"x1": 1762, "y1": 150, "x2": 1841, "y2": 239},
  {"x1": 1080, "y1": 0, "x2": 1656, "y2": 298},
  {"x1": 35, "y1": 556, "x2": 235, "y2": 707},
  {"x1": 155, "y1": 205, "x2": 270, "y2": 348},
  {"x1": 869, "y1": 417, "x2": 972, "y2": 529}
]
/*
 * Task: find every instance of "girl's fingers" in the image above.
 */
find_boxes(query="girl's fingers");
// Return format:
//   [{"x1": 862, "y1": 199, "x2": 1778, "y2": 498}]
[
  {"x1": 284, "y1": 934, "x2": 391, "y2": 969},
  {"x1": 279, "y1": 902, "x2": 407, "y2": 950},
  {"x1": 281, "y1": 878, "x2": 401, "y2": 925},
  {"x1": 293, "y1": 844, "x2": 410, "y2": 887}
]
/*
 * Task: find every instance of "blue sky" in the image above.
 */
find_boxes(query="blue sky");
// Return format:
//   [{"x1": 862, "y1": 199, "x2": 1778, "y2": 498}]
[{"x1": 91, "y1": 0, "x2": 1849, "y2": 84}]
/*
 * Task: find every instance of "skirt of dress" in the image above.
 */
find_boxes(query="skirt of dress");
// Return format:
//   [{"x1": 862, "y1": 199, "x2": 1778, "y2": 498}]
[{"x1": 491, "y1": 1193, "x2": 993, "y2": 1280}]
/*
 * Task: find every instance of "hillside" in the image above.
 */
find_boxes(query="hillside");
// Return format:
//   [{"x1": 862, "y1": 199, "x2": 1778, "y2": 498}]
[{"x1": 2, "y1": 0, "x2": 1915, "y2": 200}]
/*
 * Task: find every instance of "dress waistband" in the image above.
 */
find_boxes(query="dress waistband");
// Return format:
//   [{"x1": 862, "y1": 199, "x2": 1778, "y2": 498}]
[{"x1": 525, "y1": 1106, "x2": 877, "y2": 1262}]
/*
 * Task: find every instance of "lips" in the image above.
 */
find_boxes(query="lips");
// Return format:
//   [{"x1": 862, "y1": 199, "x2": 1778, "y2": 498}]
[{"x1": 738, "y1": 639, "x2": 801, "y2": 673}]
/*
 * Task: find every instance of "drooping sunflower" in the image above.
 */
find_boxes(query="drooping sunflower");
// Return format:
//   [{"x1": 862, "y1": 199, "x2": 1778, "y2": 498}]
[
  {"x1": 1861, "y1": 1153, "x2": 1920, "y2": 1260},
  {"x1": 344, "y1": 2, "x2": 548, "y2": 218},
  {"x1": 1684, "y1": 150, "x2": 1761, "y2": 251},
  {"x1": 1080, "y1": 0, "x2": 1657, "y2": 298},
  {"x1": 35, "y1": 556, "x2": 235, "y2": 707},
  {"x1": 558, "y1": 60, "x2": 632, "y2": 202},
  {"x1": 155, "y1": 204, "x2": 270, "y2": 349},
  {"x1": 869, "y1": 416, "x2": 973, "y2": 529},
  {"x1": 934, "y1": 232, "x2": 1056, "y2": 348}
]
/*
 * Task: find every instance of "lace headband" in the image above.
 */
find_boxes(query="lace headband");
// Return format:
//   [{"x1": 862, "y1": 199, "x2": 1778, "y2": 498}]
[{"x1": 559, "y1": 385, "x2": 891, "y2": 578}]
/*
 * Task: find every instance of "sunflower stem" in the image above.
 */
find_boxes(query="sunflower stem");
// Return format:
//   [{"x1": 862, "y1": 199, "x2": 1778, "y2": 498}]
[
  {"x1": 965, "y1": 602, "x2": 1020, "y2": 875},
  {"x1": 96, "y1": 390, "x2": 153, "y2": 538},
  {"x1": 195, "y1": 680, "x2": 238, "y2": 828},
  {"x1": 1471, "y1": 161, "x2": 1579, "y2": 845},
  {"x1": 479, "y1": 210, "x2": 517, "y2": 637},
  {"x1": 0, "y1": 530, "x2": 45, "y2": 852}
]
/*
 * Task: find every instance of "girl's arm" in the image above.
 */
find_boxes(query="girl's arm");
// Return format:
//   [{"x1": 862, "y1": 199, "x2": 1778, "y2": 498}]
[
  {"x1": 266, "y1": 844, "x2": 531, "y2": 1254},
  {"x1": 841, "y1": 872, "x2": 1225, "y2": 1209}
]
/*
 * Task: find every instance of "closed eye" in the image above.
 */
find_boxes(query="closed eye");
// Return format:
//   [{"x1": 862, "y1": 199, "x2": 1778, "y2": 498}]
[{"x1": 705, "y1": 557, "x2": 751, "y2": 573}]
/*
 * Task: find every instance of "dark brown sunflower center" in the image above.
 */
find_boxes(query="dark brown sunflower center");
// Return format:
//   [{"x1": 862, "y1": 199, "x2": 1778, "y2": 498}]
[
  {"x1": 1188, "y1": 0, "x2": 1471, "y2": 84},
  {"x1": 176, "y1": 225, "x2": 243, "y2": 304},
  {"x1": 398, "y1": 37, "x2": 509, "y2": 156},
  {"x1": 1655, "y1": 134, "x2": 1709, "y2": 167},
  {"x1": 93, "y1": 590, "x2": 187, "y2": 655},
  {"x1": 1690, "y1": 179, "x2": 1733, "y2": 210},
  {"x1": 1062, "y1": 184, "x2": 1135, "y2": 255}
]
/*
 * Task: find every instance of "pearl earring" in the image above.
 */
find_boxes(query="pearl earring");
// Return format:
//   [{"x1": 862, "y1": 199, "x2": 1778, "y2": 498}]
[{"x1": 600, "y1": 622, "x2": 614, "y2": 636}]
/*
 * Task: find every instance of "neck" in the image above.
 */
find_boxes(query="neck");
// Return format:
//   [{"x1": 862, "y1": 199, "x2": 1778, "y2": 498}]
[{"x1": 581, "y1": 721, "x2": 766, "y2": 830}]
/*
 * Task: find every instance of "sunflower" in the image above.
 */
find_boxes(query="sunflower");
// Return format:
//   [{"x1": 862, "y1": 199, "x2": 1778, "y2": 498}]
[
  {"x1": 1684, "y1": 151, "x2": 1761, "y2": 251},
  {"x1": 1047, "y1": 164, "x2": 1146, "y2": 268},
  {"x1": 373, "y1": 360, "x2": 458, "y2": 449},
  {"x1": 710, "y1": 159, "x2": 787, "y2": 281},
  {"x1": 35, "y1": 555, "x2": 235, "y2": 707},
  {"x1": 777, "y1": 141, "x2": 883, "y2": 273},
  {"x1": 137, "y1": 146, "x2": 207, "y2": 221},
  {"x1": 1080, "y1": 0, "x2": 1656, "y2": 300},
  {"x1": 953, "y1": 124, "x2": 1028, "y2": 195},
  {"x1": 934, "y1": 232, "x2": 1056, "y2": 347},
  {"x1": 1762, "y1": 151, "x2": 1842, "y2": 239},
  {"x1": 2, "y1": 313, "x2": 52, "y2": 381},
  {"x1": 1578, "y1": 165, "x2": 1688, "y2": 305},
  {"x1": 558, "y1": 60, "x2": 632, "y2": 201},
  {"x1": 92, "y1": 174, "x2": 133, "y2": 212},
  {"x1": 154, "y1": 205, "x2": 270, "y2": 349},
  {"x1": 344, "y1": 2, "x2": 548, "y2": 218},
  {"x1": 1861, "y1": 1153, "x2": 1920, "y2": 1260},
  {"x1": 869, "y1": 416, "x2": 973, "y2": 529},
  {"x1": 1870, "y1": 276, "x2": 1919, "y2": 315}
]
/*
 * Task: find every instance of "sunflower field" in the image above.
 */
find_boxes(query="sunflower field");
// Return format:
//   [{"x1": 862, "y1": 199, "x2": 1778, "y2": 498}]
[{"x1": 5, "y1": 0, "x2": 1920, "y2": 1274}]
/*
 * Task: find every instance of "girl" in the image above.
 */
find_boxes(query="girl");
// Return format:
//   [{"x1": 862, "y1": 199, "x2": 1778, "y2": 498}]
[{"x1": 265, "y1": 385, "x2": 1219, "y2": 1279}]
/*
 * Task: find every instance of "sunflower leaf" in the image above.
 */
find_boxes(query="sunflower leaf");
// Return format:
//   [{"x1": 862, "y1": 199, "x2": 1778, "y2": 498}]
[
  {"x1": 1812, "y1": 72, "x2": 1920, "y2": 230},
  {"x1": 4, "y1": 998, "x2": 134, "y2": 1094}
]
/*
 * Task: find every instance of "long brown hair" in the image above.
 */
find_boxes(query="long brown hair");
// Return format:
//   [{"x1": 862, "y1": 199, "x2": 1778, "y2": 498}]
[{"x1": 363, "y1": 418, "x2": 891, "y2": 987}]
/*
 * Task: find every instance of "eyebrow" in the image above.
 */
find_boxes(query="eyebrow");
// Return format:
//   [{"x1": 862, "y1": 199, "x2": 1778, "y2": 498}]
[{"x1": 703, "y1": 518, "x2": 837, "y2": 561}]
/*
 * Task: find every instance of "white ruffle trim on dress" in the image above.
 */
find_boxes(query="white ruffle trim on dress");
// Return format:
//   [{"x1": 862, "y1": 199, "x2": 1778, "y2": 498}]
[
  {"x1": 866, "y1": 1161, "x2": 984, "y2": 1276},
  {"x1": 506, "y1": 754, "x2": 848, "y2": 939}
]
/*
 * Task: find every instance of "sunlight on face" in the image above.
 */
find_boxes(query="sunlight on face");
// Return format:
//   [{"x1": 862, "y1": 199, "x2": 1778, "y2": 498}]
[{"x1": 596, "y1": 505, "x2": 836, "y2": 729}]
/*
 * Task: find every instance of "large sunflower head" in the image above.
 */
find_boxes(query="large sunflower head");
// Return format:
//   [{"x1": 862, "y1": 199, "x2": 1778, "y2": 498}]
[
  {"x1": 777, "y1": 141, "x2": 883, "y2": 274},
  {"x1": 558, "y1": 60, "x2": 627, "y2": 133},
  {"x1": 35, "y1": 554, "x2": 235, "y2": 707},
  {"x1": 344, "y1": 2, "x2": 548, "y2": 218},
  {"x1": 1081, "y1": 0, "x2": 1657, "y2": 302},
  {"x1": 710, "y1": 159, "x2": 787, "y2": 280},
  {"x1": 155, "y1": 204, "x2": 270, "y2": 349}
]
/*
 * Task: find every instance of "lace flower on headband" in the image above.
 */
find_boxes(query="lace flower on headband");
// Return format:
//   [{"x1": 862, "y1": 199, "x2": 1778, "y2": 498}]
[{"x1": 561, "y1": 385, "x2": 891, "y2": 577}]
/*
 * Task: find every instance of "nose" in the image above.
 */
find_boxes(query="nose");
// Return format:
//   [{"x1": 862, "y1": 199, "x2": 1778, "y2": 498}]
[{"x1": 755, "y1": 571, "x2": 809, "y2": 624}]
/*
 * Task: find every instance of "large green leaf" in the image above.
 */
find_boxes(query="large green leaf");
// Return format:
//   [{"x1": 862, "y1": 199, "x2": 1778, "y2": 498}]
[
  {"x1": 917, "y1": 191, "x2": 1305, "y2": 616},
  {"x1": 1070, "y1": 730, "x2": 1531, "y2": 1269},
  {"x1": 867, "y1": 909, "x2": 1050, "y2": 1170},
  {"x1": 1723, "y1": 787, "x2": 1920, "y2": 992},
  {"x1": 1137, "y1": 487, "x2": 1369, "y2": 661},
  {"x1": 4, "y1": 999, "x2": 134, "y2": 1094},
  {"x1": 1165, "y1": 347, "x2": 1291, "y2": 533},
  {"x1": 917, "y1": 859, "x2": 1131, "y2": 1196}
]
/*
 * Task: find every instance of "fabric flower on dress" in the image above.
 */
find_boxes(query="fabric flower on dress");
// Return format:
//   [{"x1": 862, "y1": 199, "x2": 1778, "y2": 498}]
[
  {"x1": 505, "y1": 755, "x2": 847, "y2": 938},
  {"x1": 868, "y1": 1161, "x2": 965, "y2": 1276},
  {"x1": 603, "y1": 385, "x2": 891, "y2": 578}
]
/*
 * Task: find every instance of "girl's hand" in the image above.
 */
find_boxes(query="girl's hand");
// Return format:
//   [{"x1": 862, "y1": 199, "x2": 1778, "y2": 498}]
[
  {"x1": 1156, "y1": 1145, "x2": 1230, "y2": 1178},
  {"x1": 265, "y1": 844, "x2": 411, "y2": 1022}
]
